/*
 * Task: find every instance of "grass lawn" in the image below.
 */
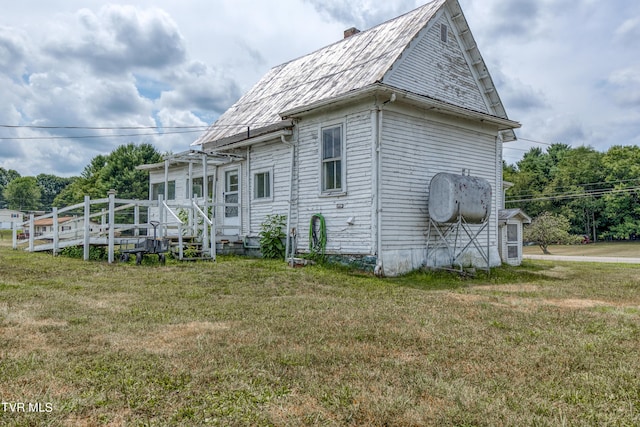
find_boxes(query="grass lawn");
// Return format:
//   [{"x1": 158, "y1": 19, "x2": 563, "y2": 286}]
[
  {"x1": 0, "y1": 245, "x2": 639, "y2": 426},
  {"x1": 523, "y1": 241, "x2": 640, "y2": 257}
]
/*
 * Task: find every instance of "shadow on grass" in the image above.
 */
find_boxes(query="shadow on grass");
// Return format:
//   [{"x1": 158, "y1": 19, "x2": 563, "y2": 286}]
[{"x1": 387, "y1": 260, "x2": 558, "y2": 291}]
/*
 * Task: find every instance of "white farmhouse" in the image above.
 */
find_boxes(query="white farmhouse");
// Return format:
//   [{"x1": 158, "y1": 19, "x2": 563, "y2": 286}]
[
  {"x1": 0, "y1": 209, "x2": 23, "y2": 229},
  {"x1": 143, "y1": 0, "x2": 521, "y2": 276}
]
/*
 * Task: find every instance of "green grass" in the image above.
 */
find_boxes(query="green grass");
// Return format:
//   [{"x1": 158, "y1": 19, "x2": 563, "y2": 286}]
[
  {"x1": 524, "y1": 240, "x2": 640, "y2": 257},
  {"x1": 0, "y1": 248, "x2": 639, "y2": 426}
]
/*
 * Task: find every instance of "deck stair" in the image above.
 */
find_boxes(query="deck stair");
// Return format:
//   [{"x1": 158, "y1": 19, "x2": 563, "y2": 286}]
[{"x1": 12, "y1": 193, "x2": 221, "y2": 263}]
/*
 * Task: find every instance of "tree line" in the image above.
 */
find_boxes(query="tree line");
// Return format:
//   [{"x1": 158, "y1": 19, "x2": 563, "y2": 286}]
[
  {"x1": 504, "y1": 143, "x2": 640, "y2": 241},
  {"x1": 3, "y1": 141, "x2": 639, "y2": 243},
  {"x1": 0, "y1": 143, "x2": 162, "y2": 212}
]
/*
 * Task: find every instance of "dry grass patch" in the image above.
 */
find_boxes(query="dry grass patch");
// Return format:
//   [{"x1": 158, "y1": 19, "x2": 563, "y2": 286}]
[
  {"x1": 1, "y1": 249, "x2": 639, "y2": 425},
  {"x1": 110, "y1": 321, "x2": 234, "y2": 354}
]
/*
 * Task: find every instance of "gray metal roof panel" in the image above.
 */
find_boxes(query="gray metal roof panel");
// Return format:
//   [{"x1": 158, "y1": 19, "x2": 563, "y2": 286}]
[{"x1": 194, "y1": 0, "x2": 446, "y2": 146}]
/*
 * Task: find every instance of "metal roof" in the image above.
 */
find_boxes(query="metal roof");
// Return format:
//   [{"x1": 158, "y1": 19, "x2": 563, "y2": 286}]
[
  {"x1": 499, "y1": 208, "x2": 532, "y2": 224},
  {"x1": 194, "y1": 0, "x2": 514, "y2": 146}
]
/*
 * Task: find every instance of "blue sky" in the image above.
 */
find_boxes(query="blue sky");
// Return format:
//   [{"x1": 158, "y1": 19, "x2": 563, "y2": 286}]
[{"x1": 0, "y1": 0, "x2": 638, "y2": 176}]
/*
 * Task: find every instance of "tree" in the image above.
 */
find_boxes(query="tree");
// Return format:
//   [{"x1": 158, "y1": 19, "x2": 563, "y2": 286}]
[
  {"x1": 36, "y1": 174, "x2": 74, "y2": 210},
  {"x1": 524, "y1": 212, "x2": 577, "y2": 255},
  {"x1": 0, "y1": 167, "x2": 20, "y2": 208},
  {"x1": 600, "y1": 145, "x2": 640, "y2": 240},
  {"x1": 3, "y1": 177, "x2": 41, "y2": 211},
  {"x1": 54, "y1": 143, "x2": 162, "y2": 207}
]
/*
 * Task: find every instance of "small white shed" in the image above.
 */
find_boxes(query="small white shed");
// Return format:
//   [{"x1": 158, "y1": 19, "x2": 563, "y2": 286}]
[{"x1": 498, "y1": 208, "x2": 531, "y2": 266}]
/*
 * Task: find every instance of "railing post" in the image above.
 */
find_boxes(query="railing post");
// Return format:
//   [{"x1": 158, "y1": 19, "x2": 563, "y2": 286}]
[
  {"x1": 178, "y1": 225, "x2": 184, "y2": 260},
  {"x1": 108, "y1": 190, "x2": 116, "y2": 264},
  {"x1": 191, "y1": 196, "x2": 196, "y2": 237},
  {"x1": 211, "y1": 208, "x2": 216, "y2": 261},
  {"x1": 12, "y1": 221, "x2": 17, "y2": 250},
  {"x1": 28, "y1": 214, "x2": 34, "y2": 252},
  {"x1": 84, "y1": 195, "x2": 90, "y2": 261},
  {"x1": 202, "y1": 203, "x2": 209, "y2": 259},
  {"x1": 52, "y1": 207, "x2": 59, "y2": 256},
  {"x1": 134, "y1": 204, "x2": 140, "y2": 237},
  {"x1": 158, "y1": 194, "x2": 165, "y2": 239}
]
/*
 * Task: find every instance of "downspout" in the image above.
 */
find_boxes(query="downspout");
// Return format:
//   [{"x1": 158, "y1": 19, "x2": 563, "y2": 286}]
[
  {"x1": 282, "y1": 134, "x2": 296, "y2": 265},
  {"x1": 246, "y1": 146, "x2": 251, "y2": 237},
  {"x1": 373, "y1": 92, "x2": 396, "y2": 276},
  {"x1": 374, "y1": 107, "x2": 384, "y2": 277}
]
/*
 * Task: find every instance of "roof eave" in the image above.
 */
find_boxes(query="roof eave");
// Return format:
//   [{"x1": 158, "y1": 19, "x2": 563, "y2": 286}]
[
  {"x1": 281, "y1": 83, "x2": 521, "y2": 131},
  {"x1": 197, "y1": 119, "x2": 295, "y2": 151}
]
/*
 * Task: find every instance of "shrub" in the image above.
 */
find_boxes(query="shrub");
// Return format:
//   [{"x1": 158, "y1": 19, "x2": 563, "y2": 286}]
[
  {"x1": 259, "y1": 214, "x2": 286, "y2": 259},
  {"x1": 59, "y1": 245, "x2": 108, "y2": 261}
]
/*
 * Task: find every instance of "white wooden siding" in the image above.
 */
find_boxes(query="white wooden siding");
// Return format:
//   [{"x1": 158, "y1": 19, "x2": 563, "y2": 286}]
[
  {"x1": 380, "y1": 108, "x2": 499, "y2": 252},
  {"x1": 295, "y1": 110, "x2": 373, "y2": 254},
  {"x1": 248, "y1": 142, "x2": 293, "y2": 235},
  {"x1": 384, "y1": 14, "x2": 488, "y2": 114}
]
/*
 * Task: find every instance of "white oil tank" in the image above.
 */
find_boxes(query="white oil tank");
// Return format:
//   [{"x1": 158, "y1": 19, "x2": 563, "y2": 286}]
[{"x1": 428, "y1": 172, "x2": 492, "y2": 224}]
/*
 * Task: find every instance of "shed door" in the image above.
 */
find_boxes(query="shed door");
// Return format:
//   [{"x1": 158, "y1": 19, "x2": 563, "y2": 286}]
[
  {"x1": 506, "y1": 224, "x2": 519, "y2": 260},
  {"x1": 223, "y1": 168, "x2": 240, "y2": 235}
]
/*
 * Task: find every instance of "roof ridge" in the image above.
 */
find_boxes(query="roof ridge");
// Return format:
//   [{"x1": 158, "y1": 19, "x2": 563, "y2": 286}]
[{"x1": 275, "y1": 0, "x2": 445, "y2": 69}]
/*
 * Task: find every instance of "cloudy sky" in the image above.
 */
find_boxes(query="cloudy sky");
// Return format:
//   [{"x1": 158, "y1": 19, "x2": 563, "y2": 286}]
[{"x1": 0, "y1": 0, "x2": 638, "y2": 177}]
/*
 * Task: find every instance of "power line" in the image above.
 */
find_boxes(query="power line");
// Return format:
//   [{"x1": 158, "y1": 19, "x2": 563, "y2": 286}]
[
  {"x1": 0, "y1": 124, "x2": 209, "y2": 130},
  {"x1": 505, "y1": 178, "x2": 640, "y2": 199},
  {"x1": 0, "y1": 121, "x2": 282, "y2": 141},
  {"x1": 516, "y1": 137, "x2": 555, "y2": 146},
  {"x1": 0, "y1": 129, "x2": 208, "y2": 141},
  {"x1": 506, "y1": 186, "x2": 640, "y2": 204}
]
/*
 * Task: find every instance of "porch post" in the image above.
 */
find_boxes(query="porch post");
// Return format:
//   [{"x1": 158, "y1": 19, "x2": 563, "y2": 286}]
[
  {"x1": 188, "y1": 162, "x2": 193, "y2": 200},
  {"x1": 52, "y1": 207, "x2": 59, "y2": 255},
  {"x1": 28, "y1": 214, "x2": 34, "y2": 252},
  {"x1": 12, "y1": 221, "x2": 17, "y2": 250},
  {"x1": 108, "y1": 189, "x2": 116, "y2": 264},
  {"x1": 84, "y1": 195, "x2": 90, "y2": 261}
]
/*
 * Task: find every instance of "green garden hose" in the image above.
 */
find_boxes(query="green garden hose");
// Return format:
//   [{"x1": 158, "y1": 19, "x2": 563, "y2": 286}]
[{"x1": 309, "y1": 214, "x2": 326, "y2": 256}]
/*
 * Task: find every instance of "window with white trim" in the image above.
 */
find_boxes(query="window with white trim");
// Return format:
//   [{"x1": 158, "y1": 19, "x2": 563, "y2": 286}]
[
  {"x1": 321, "y1": 124, "x2": 343, "y2": 192},
  {"x1": 192, "y1": 176, "x2": 215, "y2": 199},
  {"x1": 253, "y1": 171, "x2": 271, "y2": 200},
  {"x1": 151, "y1": 181, "x2": 176, "y2": 200}
]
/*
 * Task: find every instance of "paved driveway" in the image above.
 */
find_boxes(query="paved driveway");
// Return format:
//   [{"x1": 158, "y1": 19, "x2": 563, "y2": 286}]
[{"x1": 523, "y1": 254, "x2": 640, "y2": 264}]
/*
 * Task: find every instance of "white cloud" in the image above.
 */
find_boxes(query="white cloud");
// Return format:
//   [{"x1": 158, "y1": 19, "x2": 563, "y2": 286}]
[
  {"x1": 606, "y1": 66, "x2": 640, "y2": 107},
  {"x1": 45, "y1": 5, "x2": 186, "y2": 75},
  {"x1": 0, "y1": 0, "x2": 638, "y2": 177},
  {"x1": 158, "y1": 61, "x2": 241, "y2": 118}
]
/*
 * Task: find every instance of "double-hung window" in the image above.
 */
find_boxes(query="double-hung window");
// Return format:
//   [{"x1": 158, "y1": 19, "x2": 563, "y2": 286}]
[
  {"x1": 321, "y1": 124, "x2": 343, "y2": 193},
  {"x1": 254, "y1": 171, "x2": 271, "y2": 200},
  {"x1": 151, "y1": 180, "x2": 176, "y2": 200},
  {"x1": 191, "y1": 176, "x2": 215, "y2": 199}
]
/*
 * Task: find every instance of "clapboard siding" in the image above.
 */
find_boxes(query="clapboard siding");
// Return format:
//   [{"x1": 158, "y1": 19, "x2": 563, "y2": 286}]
[
  {"x1": 295, "y1": 109, "x2": 374, "y2": 254},
  {"x1": 248, "y1": 141, "x2": 292, "y2": 234},
  {"x1": 380, "y1": 109, "x2": 498, "y2": 251},
  {"x1": 384, "y1": 14, "x2": 488, "y2": 114}
]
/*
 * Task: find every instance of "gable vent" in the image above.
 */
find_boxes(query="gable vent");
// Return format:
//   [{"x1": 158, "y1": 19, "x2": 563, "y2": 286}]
[{"x1": 440, "y1": 23, "x2": 448, "y2": 43}]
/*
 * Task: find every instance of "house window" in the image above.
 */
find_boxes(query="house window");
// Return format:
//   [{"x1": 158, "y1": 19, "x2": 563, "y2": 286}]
[
  {"x1": 254, "y1": 171, "x2": 271, "y2": 199},
  {"x1": 191, "y1": 176, "x2": 214, "y2": 199},
  {"x1": 440, "y1": 23, "x2": 448, "y2": 43},
  {"x1": 506, "y1": 224, "x2": 519, "y2": 259},
  {"x1": 192, "y1": 177, "x2": 203, "y2": 198},
  {"x1": 151, "y1": 181, "x2": 176, "y2": 200},
  {"x1": 321, "y1": 124, "x2": 343, "y2": 192}
]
